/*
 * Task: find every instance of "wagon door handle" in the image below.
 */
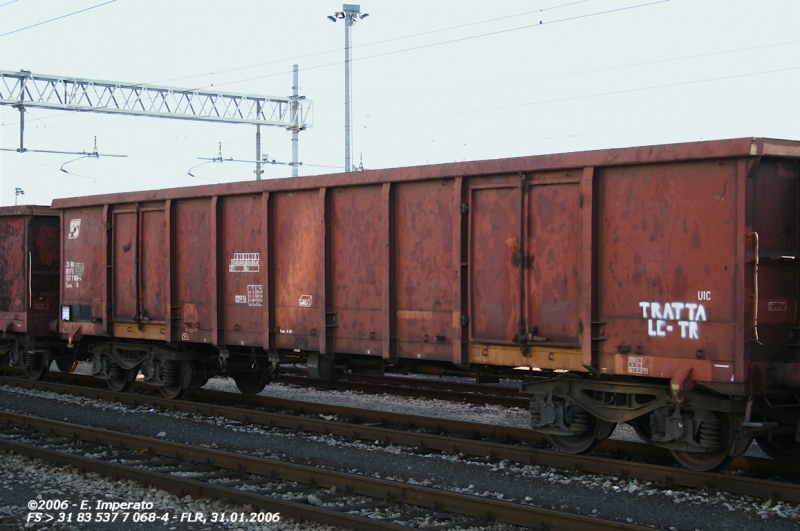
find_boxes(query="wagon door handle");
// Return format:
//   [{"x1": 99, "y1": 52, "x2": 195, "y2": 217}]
[
  {"x1": 748, "y1": 231, "x2": 760, "y2": 344},
  {"x1": 28, "y1": 251, "x2": 32, "y2": 310}
]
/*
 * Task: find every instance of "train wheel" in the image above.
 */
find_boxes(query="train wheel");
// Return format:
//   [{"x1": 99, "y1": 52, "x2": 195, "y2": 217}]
[
  {"x1": 548, "y1": 411, "x2": 613, "y2": 454},
  {"x1": 55, "y1": 358, "x2": 79, "y2": 374},
  {"x1": 107, "y1": 363, "x2": 138, "y2": 393},
  {"x1": 159, "y1": 383, "x2": 186, "y2": 400},
  {"x1": 670, "y1": 413, "x2": 734, "y2": 472},
  {"x1": 755, "y1": 433, "x2": 800, "y2": 461},
  {"x1": 159, "y1": 360, "x2": 190, "y2": 400},
  {"x1": 233, "y1": 371, "x2": 271, "y2": 395},
  {"x1": 307, "y1": 353, "x2": 340, "y2": 381},
  {"x1": 25, "y1": 350, "x2": 51, "y2": 381},
  {"x1": 187, "y1": 362, "x2": 209, "y2": 390}
]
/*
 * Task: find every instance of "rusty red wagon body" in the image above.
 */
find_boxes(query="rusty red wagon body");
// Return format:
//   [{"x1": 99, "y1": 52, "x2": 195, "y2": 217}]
[
  {"x1": 51, "y1": 137, "x2": 800, "y2": 469},
  {"x1": 0, "y1": 206, "x2": 75, "y2": 379}
]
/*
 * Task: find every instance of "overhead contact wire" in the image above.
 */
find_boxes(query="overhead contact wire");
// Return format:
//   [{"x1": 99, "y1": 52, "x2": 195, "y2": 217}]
[{"x1": 0, "y1": 0, "x2": 118, "y2": 37}]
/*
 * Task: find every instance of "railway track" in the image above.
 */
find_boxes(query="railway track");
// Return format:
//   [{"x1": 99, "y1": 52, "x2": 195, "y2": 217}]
[
  {"x1": 2, "y1": 374, "x2": 799, "y2": 505},
  {"x1": 0, "y1": 410, "x2": 657, "y2": 531}
]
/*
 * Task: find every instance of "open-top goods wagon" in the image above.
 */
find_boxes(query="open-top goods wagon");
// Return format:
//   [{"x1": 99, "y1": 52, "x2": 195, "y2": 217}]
[
  {"x1": 51, "y1": 137, "x2": 799, "y2": 470},
  {"x1": 0, "y1": 206, "x2": 78, "y2": 378}
]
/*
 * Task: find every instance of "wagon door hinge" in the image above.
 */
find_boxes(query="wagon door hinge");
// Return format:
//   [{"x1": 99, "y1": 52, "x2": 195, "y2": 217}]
[
  {"x1": 517, "y1": 320, "x2": 531, "y2": 356},
  {"x1": 460, "y1": 203, "x2": 470, "y2": 213}
]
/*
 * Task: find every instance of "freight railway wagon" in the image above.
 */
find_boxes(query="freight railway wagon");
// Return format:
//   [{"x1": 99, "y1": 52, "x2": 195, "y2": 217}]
[
  {"x1": 52, "y1": 138, "x2": 799, "y2": 470},
  {"x1": 0, "y1": 206, "x2": 80, "y2": 379}
]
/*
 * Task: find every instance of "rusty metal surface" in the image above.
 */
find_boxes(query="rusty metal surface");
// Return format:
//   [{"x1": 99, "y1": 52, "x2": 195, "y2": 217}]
[
  {"x1": 0, "y1": 216, "x2": 27, "y2": 317},
  {"x1": 330, "y1": 184, "x2": 383, "y2": 355},
  {"x1": 395, "y1": 180, "x2": 454, "y2": 360},
  {"x1": 595, "y1": 159, "x2": 739, "y2": 381},
  {"x1": 27, "y1": 215, "x2": 60, "y2": 335},
  {"x1": 50, "y1": 137, "x2": 772, "y2": 209},
  {"x1": 220, "y1": 194, "x2": 264, "y2": 346},
  {"x1": 50, "y1": 138, "x2": 800, "y2": 395},
  {"x1": 469, "y1": 181, "x2": 519, "y2": 344},
  {"x1": 273, "y1": 189, "x2": 321, "y2": 352},
  {"x1": 173, "y1": 198, "x2": 214, "y2": 344},
  {"x1": 60, "y1": 205, "x2": 107, "y2": 338},
  {"x1": 747, "y1": 159, "x2": 798, "y2": 363},
  {"x1": 0, "y1": 207, "x2": 59, "y2": 336},
  {"x1": 526, "y1": 174, "x2": 582, "y2": 344}
]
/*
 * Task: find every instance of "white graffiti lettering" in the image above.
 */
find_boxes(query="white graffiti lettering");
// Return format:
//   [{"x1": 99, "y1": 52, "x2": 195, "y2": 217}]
[{"x1": 639, "y1": 300, "x2": 707, "y2": 340}]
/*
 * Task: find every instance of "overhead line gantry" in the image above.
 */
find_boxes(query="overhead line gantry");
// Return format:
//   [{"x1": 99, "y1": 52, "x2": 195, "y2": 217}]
[{"x1": 0, "y1": 69, "x2": 312, "y2": 179}]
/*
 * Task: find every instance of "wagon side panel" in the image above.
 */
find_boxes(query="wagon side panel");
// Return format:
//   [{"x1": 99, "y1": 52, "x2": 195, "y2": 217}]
[
  {"x1": 0, "y1": 216, "x2": 26, "y2": 315},
  {"x1": 526, "y1": 177, "x2": 582, "y2": 345},
  {"x1": 330, "y1": 184, "x2": 384, "y2": 356},
  {"x1": 173, "y1": 198, "x2": 215, "y2": 345},
  {"x1": 394, "y1": 180, "x2": 454, "y2": 361},
  {"x1": 469, "y1": 184, "x2": 520, "y2": 345},
  {"x1": 28, "y1": 215, "x2": 61, "y2": 335},
  {"x1": 60, "y1": 206, "x2": 107, "y2": 338},
  {"x1": 595, "y1": 160, "x2": 739, "y2": 383},
  {"x1": 220, "y1": 194, "x2": 264, "y2": 348},
  {"x1": 273, "y1": 190, "x2": 321, "y2": 352},
  {"x1": 746, "y1": 158, "x2": 799, "y2": 365}
]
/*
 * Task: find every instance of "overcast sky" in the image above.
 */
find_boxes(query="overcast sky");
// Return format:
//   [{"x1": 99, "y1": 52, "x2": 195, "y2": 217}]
[{"x1": 1, "y1": 0, "x2": 799, "y2": 206}]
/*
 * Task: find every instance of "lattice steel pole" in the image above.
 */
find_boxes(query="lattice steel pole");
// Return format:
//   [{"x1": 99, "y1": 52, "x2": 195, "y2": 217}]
[
  {"x1": 291, "y1": 65, "x2": 299, "y2": 177},
  {"x1": 255, "y1": 101, "x2": 263, "y2": 180}
]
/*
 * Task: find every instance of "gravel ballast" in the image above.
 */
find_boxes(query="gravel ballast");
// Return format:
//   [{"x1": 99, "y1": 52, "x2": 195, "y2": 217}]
[
  {"x1": 0, "y1": 372, "x2": 797, "y2": 531},
  {"x1": 0, "y1": 450, "x2": 341, "y2": 531}
]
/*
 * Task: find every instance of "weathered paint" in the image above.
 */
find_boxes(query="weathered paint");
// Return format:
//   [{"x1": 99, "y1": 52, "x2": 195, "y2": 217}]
[
  {"x1": 0, "y1": 207, "x2": 60, "y2": 336},
  {"x1": 468, "y1": 343, "x2": 585, "y2": 372},
  {"x1": 51, "y1": 138, "x2": 799, "y2": 396}
]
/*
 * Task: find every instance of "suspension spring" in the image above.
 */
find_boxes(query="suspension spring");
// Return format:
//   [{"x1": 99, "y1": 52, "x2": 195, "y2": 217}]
[
  {"x1": 570, "y1": 411, "x2": 589, "y2": 434},
  {"x1": 162, "y1": 363, "x2": 176, "y2": 386},
  {"x1": 108, "y1": 363, "x2": 122, "y2": 379},
  {"x1": 699, "y1": 418, "x2": 721, "y2": 448},
  {"x1": 24, "y1": 352, "x2": 39, "y2": 369},
  {"x1": 529, "y1": 401, "x2": 542, "y2": 428}
]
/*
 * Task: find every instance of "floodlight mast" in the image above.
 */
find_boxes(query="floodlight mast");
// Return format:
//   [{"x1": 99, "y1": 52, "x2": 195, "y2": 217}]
[{"x1": 329, "y1": 4, "x2": 368, "y2": 172}]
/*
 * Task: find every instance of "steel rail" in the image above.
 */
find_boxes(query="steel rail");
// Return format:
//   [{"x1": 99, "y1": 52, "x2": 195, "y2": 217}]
[
  {"x1": 2, "y1": 375, "x2": 799, "y2": 504},
  {"x1": 276, "y1": 367, "x2": 530, "y2": 407},
  {"x1": 276, "y1": 375, "x2": 530, "y2": 408},
  {"x1": 279, "y1": 366, "x2": 526, "y2": 396},
  {"x1": 0, "y1": 411, "x2": 653, "y2": 531}
]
